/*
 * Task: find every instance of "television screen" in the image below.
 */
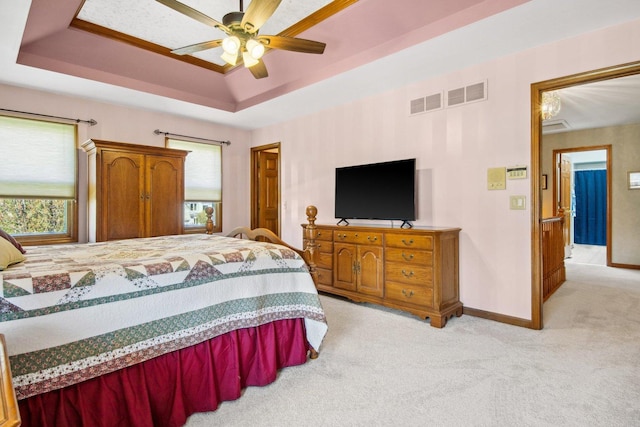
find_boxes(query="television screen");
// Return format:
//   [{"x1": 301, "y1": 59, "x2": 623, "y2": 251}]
[{"x1": 335, "y1": 158, "x2": 416, "y2": 223}]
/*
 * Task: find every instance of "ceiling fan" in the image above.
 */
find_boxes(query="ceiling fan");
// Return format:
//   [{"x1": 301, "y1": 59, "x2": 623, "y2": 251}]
[{"x1": 156, "y1": 0, "x2": 327, "y2": 79}]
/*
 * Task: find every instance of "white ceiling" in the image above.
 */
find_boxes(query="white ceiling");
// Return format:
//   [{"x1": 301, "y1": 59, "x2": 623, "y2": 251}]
[{"x1": 2, "y1": 0, "x2": 640, "y2": 131}]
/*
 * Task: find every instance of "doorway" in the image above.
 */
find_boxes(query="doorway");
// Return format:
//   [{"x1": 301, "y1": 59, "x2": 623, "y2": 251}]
[
  {"x1": 551, "y1": 147, "x2": 611, "y2": 266},
  {"x1": 531, "y1": 60, "x2": 640, "y2": 329},
  {"x1": 251, "y1": 143, "x2": 281, "y2": 235}
]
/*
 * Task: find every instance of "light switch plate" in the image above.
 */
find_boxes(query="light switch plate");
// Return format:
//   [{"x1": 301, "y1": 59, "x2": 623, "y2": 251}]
[
  {"x1": 510, "y1": 195, "x2": 526, "y2": 210},
  {"x1": 507, "y1": 165, "x2": 528, "y2": 179}
]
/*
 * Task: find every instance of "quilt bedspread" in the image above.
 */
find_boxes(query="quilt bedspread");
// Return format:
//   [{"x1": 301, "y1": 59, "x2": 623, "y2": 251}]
[{"x1": 0, "y1": 234, "x2": 327, "y2": 400}]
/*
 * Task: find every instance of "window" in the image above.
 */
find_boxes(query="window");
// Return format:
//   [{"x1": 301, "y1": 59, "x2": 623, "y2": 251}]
[
  {"x1": 166, "y1": 138, "x2": 222, "y2": 233},
  {"x1": 0, "y1": 115, "x2": 77, "y2": 244}
]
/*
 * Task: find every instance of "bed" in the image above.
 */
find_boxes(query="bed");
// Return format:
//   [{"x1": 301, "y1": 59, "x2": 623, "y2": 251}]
[{"x1": 0, "y1": 206, "x2": 326, "y2": 427}]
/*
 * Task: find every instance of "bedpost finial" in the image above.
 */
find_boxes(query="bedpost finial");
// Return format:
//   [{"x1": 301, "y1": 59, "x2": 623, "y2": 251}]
[{"x1": 306, "y1": 205, "x2": 317, "y2": 224}]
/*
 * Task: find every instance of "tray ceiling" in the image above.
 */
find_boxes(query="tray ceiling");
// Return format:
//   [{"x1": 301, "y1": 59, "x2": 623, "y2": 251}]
[{"x1": 3, "y1": 0, "x2": 640, "y2": 130}]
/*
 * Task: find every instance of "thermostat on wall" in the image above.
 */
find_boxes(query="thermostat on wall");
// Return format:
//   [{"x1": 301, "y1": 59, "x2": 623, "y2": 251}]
[{"x1": 506, "y1": 165, "x2": 528, "y2": 179}]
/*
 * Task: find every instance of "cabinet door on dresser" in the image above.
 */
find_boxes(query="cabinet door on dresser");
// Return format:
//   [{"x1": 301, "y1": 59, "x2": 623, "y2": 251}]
[
  {"x1": 145, "y1": 155, "x2": 184, "y2": 237},
  {"x1": 333, "y1": 230, "x2": 384, "y2": 297},
  {"x1": 101, "y1": 151, "x2": 146, "y2": 241}
]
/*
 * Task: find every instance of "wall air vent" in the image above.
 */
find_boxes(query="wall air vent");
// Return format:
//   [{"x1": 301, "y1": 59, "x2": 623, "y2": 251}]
[
  {"x1": 410, "y1": 80, "x2": 487, "y2": 116},
  {"x1": 425, "y1": 93, "x2": 443, "y2": 111},
  {"x1": 410, "y1": 97, "x2": 425, "y2": 115},
  {"x1": 542, "y1": 119, "x2": 571, "y2": 134},
  {"x1": 466, "y1": 81, "x2": 486, "y2": 102},
  {"x1": 447, "y1": 88, "x2": 465, "y2": 107}
]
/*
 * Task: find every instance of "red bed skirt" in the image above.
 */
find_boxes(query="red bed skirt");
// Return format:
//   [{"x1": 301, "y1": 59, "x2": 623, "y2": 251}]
[{"x1": 18, "y1": 318, "x2": 310, "y2": 427}]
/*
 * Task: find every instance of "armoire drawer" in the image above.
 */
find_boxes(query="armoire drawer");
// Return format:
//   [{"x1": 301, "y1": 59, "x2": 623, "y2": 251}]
[{"x1": 385, "y1": 263, "x2": 433, "y2": 286}]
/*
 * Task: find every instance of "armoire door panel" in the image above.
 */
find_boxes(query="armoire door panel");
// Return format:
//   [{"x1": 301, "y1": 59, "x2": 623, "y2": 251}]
[
  {"x1": 146, "y1": 156, "x2": 183, "y2": 237},
  {"x1": 101, "y1": 151, "x2": 145, "y2": 241}
]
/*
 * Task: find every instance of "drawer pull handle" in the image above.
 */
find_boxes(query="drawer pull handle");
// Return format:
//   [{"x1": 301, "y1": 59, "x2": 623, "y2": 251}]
[
  {"x1": 402, "y1": 289, "x2": 414, "y2": 298},
  {"x1": 338, "y1": 234, "x2": 346, "y2": 240},
  {"x1": 401, "y1": 270, "x2": 414, "y2": 278},
  {"x1": 367, "y1": 236, "x2": 377, "y2": 242},
  {"x1": 402, "y1": 252, "x2": 414, "y2": 261},
  {"x1": 401, "y1": 239, "x2": 414, "y2": 246}
]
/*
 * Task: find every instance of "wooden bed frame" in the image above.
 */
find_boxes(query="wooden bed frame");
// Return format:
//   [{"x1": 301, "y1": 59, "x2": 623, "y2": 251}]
[
  {"x1": 223, "y1": 205, "x2": 320, "y2": 359},
  {"x1": 1, "y1": 205, "x2": 321, "y2": 426}
]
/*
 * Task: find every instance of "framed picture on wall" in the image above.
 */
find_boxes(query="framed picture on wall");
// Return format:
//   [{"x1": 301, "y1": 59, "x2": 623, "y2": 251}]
[{"x1": 629, "y1": 171, "x2": 640, "y2": 190}]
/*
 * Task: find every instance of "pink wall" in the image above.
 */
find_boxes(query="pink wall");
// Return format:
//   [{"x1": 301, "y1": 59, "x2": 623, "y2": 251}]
[
  {"x1": 251, "y1": 18, "x2": 640, "y2": 321},
  {"x1": 2, "y1": 17, "x2": 639, "y2": 322},
  {"x1": 0, "y1": 85, "x2": 254, "y2": 241}
]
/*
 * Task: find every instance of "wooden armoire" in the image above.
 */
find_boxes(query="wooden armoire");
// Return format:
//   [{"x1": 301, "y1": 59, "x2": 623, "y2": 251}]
[{"x1": 82, "y1": 139, "x2": 189, "y2": 242}]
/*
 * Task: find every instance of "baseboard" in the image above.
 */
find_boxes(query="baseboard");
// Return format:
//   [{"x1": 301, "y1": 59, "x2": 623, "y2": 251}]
[
  {"x1": 462, "y1": 306, "x2": 534, "y2": 329},
  {"x1": 609, "y1": 262, "x2": 640, "y2": 270}
]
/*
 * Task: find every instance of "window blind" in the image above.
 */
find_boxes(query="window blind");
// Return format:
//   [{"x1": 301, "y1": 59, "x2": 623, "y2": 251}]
[
  {"x1": 0, "y1": 116, "x2": 76, "y2": 198},
  {"x1": 167, "y1": 138, "x2": 222, "y2": 201}
]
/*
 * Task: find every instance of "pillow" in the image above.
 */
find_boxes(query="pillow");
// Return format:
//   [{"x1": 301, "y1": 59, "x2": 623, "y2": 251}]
[
  {"x1": 0, "y1": 237, "x2": 26, "y2": 270},
  {"x1": 0, "y1": 227, "x2": 26, "y2": 254}
]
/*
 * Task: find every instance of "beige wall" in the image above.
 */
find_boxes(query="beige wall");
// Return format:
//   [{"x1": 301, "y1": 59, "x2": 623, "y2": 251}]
[{"x1": 543, "y1": 123, "x2": 640, "y2": 266}]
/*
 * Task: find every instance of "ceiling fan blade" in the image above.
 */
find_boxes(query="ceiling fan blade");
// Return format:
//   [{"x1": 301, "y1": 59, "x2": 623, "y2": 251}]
[
  {"x1": 257, "y1": 35, "x2": 326, "y2": 54},
  {"x1": 171, "y1": 39, "x2": 223, "y2": 55},
  {"x1": 156, "y1": 0, "x2": 231, "y2": 34},
  {"x1": 249, "y1": 59, "x2": 269, "y2": 79},
  {"x1": 241, "y1": 0, "x2": 282, "y2": 34}
]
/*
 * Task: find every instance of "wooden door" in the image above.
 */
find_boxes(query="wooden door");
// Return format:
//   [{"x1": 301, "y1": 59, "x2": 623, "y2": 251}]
[
  {"x1": 558, "y1": 154, "x2": 572, "y2": 254},
  {"x1": 146, "y1": 155, "x2": 184, "y2": 237},
  {"x1": 334, "y1": 243, "x2": 357, "y2": 291},
  {"x1": 251, "y1": 144, "x2": 280, "y2": 235},
  {"x1": 258, "y1": 151, "x2": 279, "y2": 234},
  {"x1": 357, "y1": 245, "x2": 384, "y2": 297},
  {"x1": 101, "y1": 151, "x2": 145, "y2": 241}
]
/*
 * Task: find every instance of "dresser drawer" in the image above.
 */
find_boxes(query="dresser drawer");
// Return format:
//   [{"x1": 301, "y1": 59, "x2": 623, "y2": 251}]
[
  {"x1": 315, "y1": 227, "x2": 333, "y2": 241},
  {"x1": 385, "y1": 247, "x2": 433, "y2": 266},
  {"x1": 315, "y1": 267, "x2": 333, "y2": 286},
  {"x1": 385, "y1": 233, "x2": 433, "y2": 250},
  {"x1": 385, "y1": 281, "x2": 433, "y2": 307},
  {"x1": 385, "y1": 263, "x2": 433, "y2": 286},
  {"x1": 316, "y1": 240, "x2": 333, "y2": 253},
  {"x1": 316, "y1": 251, "x2": 333, "y2": 269},
  {"x1": 334, "y1": 230, "x2": 383, "y2": 245}
]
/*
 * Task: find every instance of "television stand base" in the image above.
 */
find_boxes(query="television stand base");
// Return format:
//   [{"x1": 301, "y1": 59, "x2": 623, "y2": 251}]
[
  {"x1": 400, "y1": 220, "x2": 413, "y2": 229},
  {"x1": 336, "y1": 218, "x2": 350, "y2": 226}
]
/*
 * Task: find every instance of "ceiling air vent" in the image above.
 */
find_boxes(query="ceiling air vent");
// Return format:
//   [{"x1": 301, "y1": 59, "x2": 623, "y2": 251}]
[
  {"x1": 410, "y1": 97, "x2": 425, "y2": 115},
  {"x1": 542, "y1": 119, "x2": 571, "y2": 134},
  {"x1": 447, "y1": 88, "x2": 465, "y2": 107}
]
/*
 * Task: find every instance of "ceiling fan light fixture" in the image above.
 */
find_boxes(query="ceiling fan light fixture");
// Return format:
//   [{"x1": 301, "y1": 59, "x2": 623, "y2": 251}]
[
  {"x1": 221, "y1": 50, "x2": 238, "y2": 66},
  {"x1": 222, "y1": 36, "x2": 241, "y2": 55},
  {"x1": 242, "y1": 50, "x2": 260, "y2": 68},
  {"x1": 246, "y1": 39, "x2": 265, "y2": 60},
  {"x1": 541, "y1": 90, "x2": 561, "y2": 120}
]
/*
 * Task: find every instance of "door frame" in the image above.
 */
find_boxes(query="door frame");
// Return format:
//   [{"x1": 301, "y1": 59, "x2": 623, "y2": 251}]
[
  {"x1": 530, "y1": 60, "x2": 640, "y2": 329},
  {"x1": 552, "y1": 146, "x2": 612, "y2": 265},
  {"x1": 251, "y1": 142, "x2": 281, "y2": 233}
]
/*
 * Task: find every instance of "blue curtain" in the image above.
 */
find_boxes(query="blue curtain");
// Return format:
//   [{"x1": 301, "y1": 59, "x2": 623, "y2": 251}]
[{"x1": 574, "y1": 169, "x2": 607, "y2": 245}]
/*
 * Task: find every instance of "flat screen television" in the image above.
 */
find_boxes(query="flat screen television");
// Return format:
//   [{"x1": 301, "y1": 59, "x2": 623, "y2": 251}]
[{"x1": 335, "y1": 158, "x2": 416, "y2": 227}]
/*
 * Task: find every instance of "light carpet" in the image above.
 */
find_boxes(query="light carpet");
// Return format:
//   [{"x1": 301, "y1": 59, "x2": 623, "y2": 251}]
[{"x1": 186, "y1": 263, "x2": 640, "y2": 426}]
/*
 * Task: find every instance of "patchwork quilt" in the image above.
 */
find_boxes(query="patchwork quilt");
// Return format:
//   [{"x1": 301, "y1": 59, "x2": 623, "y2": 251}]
[{"x1": 0, "y1": 234, "x2": 327, "y2": 400}]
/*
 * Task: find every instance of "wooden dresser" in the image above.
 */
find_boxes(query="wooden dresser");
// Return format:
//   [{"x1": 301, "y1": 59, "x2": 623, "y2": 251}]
[
  {"x1": 304, "y1": 224, "x2": 462, "y2": 327},
  {"x1": 82, "y1": 139, "x2": 189, "y2": 242}
]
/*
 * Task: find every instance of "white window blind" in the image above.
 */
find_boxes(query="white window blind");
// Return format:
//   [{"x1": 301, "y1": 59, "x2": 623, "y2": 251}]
[
  {"x1": 167, "y1": 138, "x2": 222, "y2": 201},
  {"x1": 0, "y1": 116, "x2": 76, "y2": 198}
]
